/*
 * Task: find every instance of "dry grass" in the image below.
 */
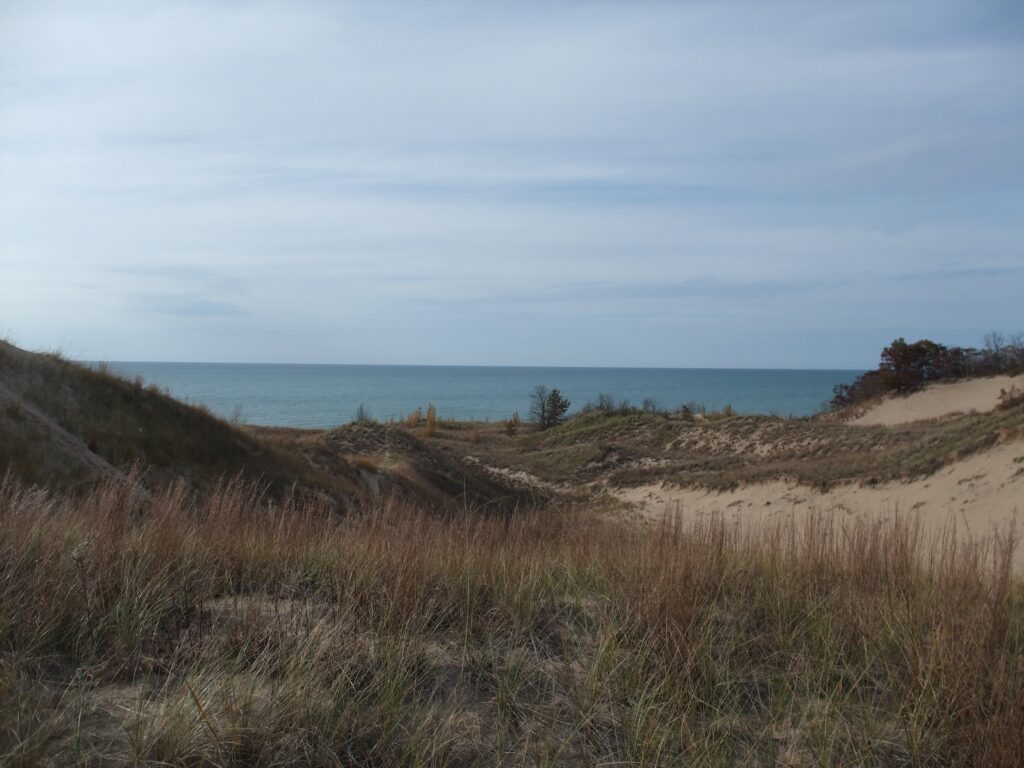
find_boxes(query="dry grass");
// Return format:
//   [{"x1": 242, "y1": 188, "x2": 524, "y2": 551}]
[
  {"x1": 461, "y1": 403, "x2": 1024, "y2": 492},
  {"x1": 0, "y1": 341, "x2": 523, "y2": 510},
  {"x1": 2, "y1": 472, "x2": 1022, "y2": 766},
  {"x1": 0, "y1": 341, "x2": 328, "y2": 497}
]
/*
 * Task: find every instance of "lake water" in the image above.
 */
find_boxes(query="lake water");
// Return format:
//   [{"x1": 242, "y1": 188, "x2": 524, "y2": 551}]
[{"x1": 101, "y1": 362, "x2": 862, "y2": 428}]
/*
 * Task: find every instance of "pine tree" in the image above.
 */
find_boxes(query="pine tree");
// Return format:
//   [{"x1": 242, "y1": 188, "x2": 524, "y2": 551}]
[{"x1": 544, "y1": 389, "x2": 570, "y2": 429}]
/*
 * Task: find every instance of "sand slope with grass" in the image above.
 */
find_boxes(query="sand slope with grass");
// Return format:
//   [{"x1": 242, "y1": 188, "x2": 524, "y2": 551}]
[
  {"x1": 853, "y1": 374, "x2": 1021, "y2": 426},
  {"x1": 615, "y1": 437, "x2": 1024, "y2": 566}
]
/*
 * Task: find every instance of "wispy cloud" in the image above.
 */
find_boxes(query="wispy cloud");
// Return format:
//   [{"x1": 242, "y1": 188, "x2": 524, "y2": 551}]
[{"x1": 121, "y1": 294, "x2": 243, "y2": 318}]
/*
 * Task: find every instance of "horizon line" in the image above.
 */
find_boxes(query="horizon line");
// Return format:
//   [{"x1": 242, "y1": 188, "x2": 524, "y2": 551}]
[{"x1": 90, "y1": 358, "x2": 866, "y2": 373}]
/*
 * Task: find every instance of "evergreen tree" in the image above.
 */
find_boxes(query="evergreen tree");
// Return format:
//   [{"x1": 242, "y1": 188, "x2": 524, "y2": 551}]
[{"x1": 544, "y1": 388, "x2": 571, "y2": 428}]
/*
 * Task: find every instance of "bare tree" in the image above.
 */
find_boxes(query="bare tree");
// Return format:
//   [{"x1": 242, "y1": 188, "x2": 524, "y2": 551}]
[
  {"x1": 985, "y1": 331, "x2": 1006, "y2": 372},
  {"x1": 529, "y1": 385, "x2": 549, "y2": 427},
  {"x1": 1008, "y1": 333, "x2": 1024, "y2": 371}
]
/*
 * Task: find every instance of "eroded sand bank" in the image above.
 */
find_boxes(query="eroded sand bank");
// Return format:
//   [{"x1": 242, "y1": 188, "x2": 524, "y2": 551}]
[
  {"x1": 852, "y1": 375, "x2": 1021, "y2": 426},
  {"x1": 615, "y1": 439, "x2": 1024, "y2": 566}
]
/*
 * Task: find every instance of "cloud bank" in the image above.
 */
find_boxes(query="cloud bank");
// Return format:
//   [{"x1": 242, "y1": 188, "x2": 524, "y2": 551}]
[{"x1": 1, "y1": 1, "x2": 1022, "y2": 367}]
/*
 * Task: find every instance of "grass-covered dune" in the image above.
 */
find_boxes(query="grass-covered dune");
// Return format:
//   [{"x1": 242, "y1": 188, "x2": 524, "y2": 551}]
[
  {"x1": 0, "y1": 340, "x2": 519, "y2": 509},
  {"x1": 2, "y1": 473, "x2": 1021, "y2": 766},
  {"x1": 0, "y1": 339, "x2": 339, "y2": 495}
]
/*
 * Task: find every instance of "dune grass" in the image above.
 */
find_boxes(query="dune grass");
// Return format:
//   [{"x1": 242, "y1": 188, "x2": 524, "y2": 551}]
[
  {"x1": 464, "y1": 401, "x2": 1024, "y2": 492},
  {"x1": 1, "y1": 471, "x2": 1022, "y2": 766}
]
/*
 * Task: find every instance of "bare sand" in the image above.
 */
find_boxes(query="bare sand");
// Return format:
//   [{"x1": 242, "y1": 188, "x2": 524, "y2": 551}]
[
  {"x1": 853, "y1": 375, "x2": 1021, "y2": 426},
  {"x1": 614, "y1": 438, "x2": 1024, "y2": 567}
]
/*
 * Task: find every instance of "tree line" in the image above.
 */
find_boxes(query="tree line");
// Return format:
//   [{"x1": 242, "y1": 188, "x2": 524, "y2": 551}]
[{"x1": 831, "y1": 332, "x2": 1024, "y2": 409}]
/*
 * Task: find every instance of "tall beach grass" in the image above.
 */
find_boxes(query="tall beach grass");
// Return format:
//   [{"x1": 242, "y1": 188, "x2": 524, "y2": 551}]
[{"x1": 1, "y1": 471, "x2": 1021, "y2": 766}]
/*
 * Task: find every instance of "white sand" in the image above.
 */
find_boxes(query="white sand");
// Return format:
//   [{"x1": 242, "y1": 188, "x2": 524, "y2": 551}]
[
  {"x1": 853, "y1": 375, "x2": 1021, "y2": 426},
  {"x1": 614, "y1": 439, "x2": 1024, "y2": 567}
]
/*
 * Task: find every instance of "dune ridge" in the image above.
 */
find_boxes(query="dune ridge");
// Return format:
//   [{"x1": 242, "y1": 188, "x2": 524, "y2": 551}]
[{"x1": 853, "y1": 374, "x2": 1021, "y2": 426}]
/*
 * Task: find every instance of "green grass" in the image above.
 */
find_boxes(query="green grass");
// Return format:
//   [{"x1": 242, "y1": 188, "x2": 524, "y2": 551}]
[{"x1": 1, "y1": 472, "x2": 1022, "y2": 766}]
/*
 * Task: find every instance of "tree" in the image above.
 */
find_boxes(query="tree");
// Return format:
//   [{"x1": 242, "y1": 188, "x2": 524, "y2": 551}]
[
  {"x1": 544, "y1": 388, "x2": 571, "y2": 429},
  {"x1": 985, "y1": 331, "x2": 1006, "y2": 372},
  {"x1": 879, "y1": 337, "x2": 946, "y2": 392},
  {"x1": 529, "y1": 385, "x2": 571, "y2": 430},
  {"x1": 529, "y1": 385, "x2": 549, "y2": 427},
  {"x1": 1008, "y1": 333, "x2": 1024, "y2": 371}
]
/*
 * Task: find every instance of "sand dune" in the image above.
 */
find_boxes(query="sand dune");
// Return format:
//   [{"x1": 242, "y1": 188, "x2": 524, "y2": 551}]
[
  {"x1": 615, "y1": 438, "x2": 1024, "y2": 567},
  {"x1": 853, "y1": 374, "x2": 1021, "y2": 426}
]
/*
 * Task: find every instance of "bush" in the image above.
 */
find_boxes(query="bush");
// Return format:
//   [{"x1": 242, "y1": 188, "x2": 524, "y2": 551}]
[
  {"x1": 353, "y1": 404, "x2": 375, "y2": 425},
  {"x1": 405, "y1": 408, "x2": 422, "y2": 428},
  {"x1": 997, "y1": 386, "x2": 1024, "y2": 411},
  {"x1": 503, "y1": 411, "x2": 520, "y2": 436}
]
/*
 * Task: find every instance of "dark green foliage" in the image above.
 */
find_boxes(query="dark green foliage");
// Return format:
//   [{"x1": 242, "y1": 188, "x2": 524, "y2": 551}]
[
  {"x1": 544, "y1": 388, "x2": 570, "y2": 428},
  {"x1": 528, "y1": 386, "x2": 571, "y2": 430}
]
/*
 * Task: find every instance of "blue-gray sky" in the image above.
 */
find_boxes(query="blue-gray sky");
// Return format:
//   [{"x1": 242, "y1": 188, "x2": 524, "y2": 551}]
[{"x1": 1, "y1": 0, "x2": 1022, "y2": 368}]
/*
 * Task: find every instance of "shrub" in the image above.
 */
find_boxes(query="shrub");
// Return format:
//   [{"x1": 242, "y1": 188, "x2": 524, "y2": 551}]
[
  {"x1": 997, "y1": 385, "x2": 1024, "y2": 411},
  {"x1": 405, "y1": 408, "x2": 422, "y2": 428},
  {"x1": 503, "y1": 411, "x2": 520, "y2": 436},
  {"x1": 353, "y1": 404, "x2": 375, "y2": 425}
]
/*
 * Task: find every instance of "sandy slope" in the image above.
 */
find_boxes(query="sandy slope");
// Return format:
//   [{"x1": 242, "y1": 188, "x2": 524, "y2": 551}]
[
  {"x1": 853, "y1": 375, "x2": 1021, "y2": 426},
  {"x1": 615, "y1": 438, "x2": 1024, "y2": 567}
]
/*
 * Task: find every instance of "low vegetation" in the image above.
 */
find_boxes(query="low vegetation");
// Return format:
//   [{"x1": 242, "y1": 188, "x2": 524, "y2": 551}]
[
  {"x1": 446, "y1": 398, "x2": 1024, "y2": 492},
  {"x1": 2, "y1": 472, "x2": 1022, "y2": 766}
]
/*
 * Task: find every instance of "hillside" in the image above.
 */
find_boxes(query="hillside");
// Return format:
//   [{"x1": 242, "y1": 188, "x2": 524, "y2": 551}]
[
  {"x1": 416, "y1": 382, "x2": 1024, "y2": 567},
  {"x1": 432, "y1": 392, "x2": 1024, "y2": 492},
  {"x1": 5, "y1": 339, "x2": 1022, "y2": 519},
  {"x1": 0, "y1": 341, "x2": 520, "y2": 509}
]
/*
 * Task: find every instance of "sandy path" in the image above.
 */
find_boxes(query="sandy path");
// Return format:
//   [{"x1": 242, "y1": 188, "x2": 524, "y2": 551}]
[
  {"x1": 462, "y1": 455, "x2": 569, "y2": 495},
  {"x1": 853, "y1": 375, "x2": 1021, "y2": 426},
  {"x1": 614, "y1": 439, "x2": 1024, "y2": 567}
]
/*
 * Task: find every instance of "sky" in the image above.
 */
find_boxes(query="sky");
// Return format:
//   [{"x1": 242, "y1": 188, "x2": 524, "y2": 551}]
[{"x1": 1, "y1": 1, "x2": 1022, "y2": 369}]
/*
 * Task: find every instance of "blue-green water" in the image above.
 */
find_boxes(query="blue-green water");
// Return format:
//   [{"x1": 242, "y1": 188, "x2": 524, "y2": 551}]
[{"x1": 102, "y1": 362, "x2": 861, "y2": 428}]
